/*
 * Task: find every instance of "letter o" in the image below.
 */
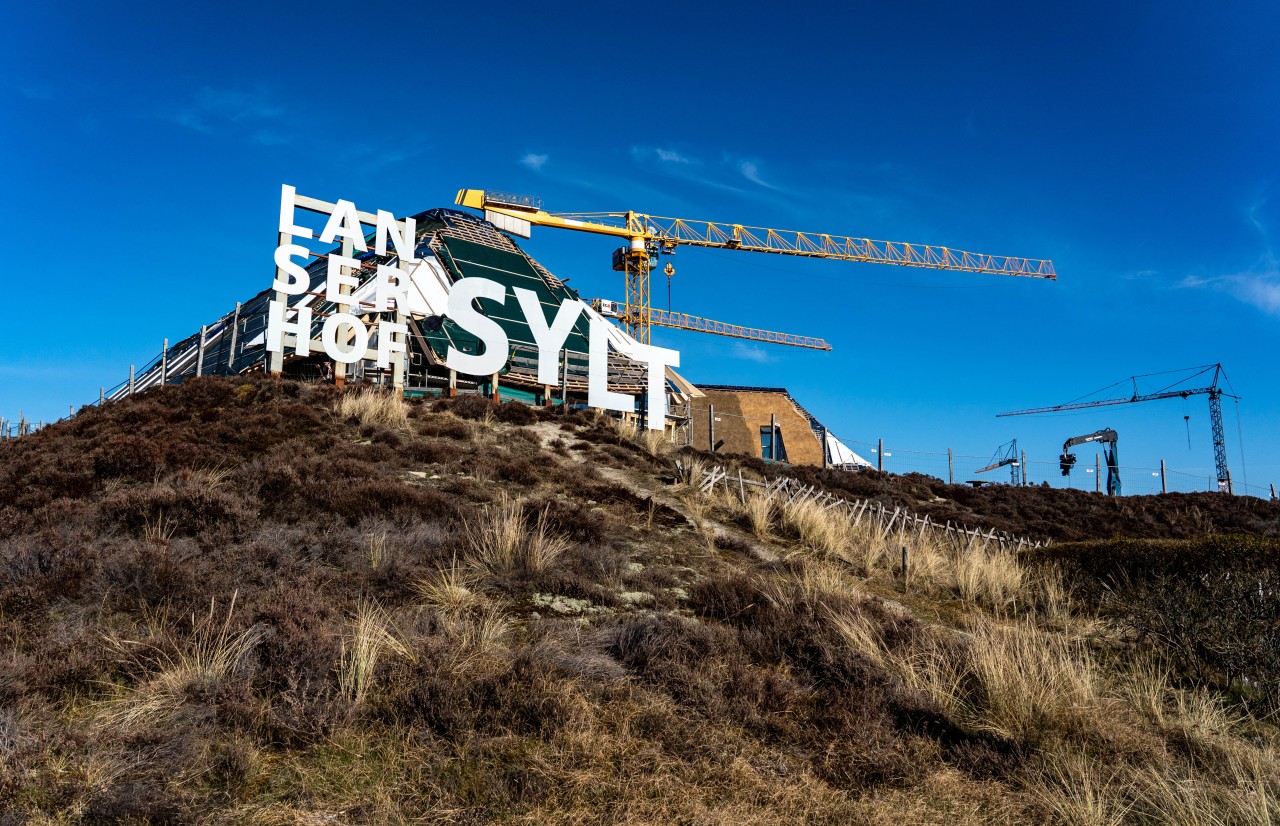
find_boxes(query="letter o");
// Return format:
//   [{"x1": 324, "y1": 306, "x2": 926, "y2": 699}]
[{"x1": 322, "y1": 312, "x2": 369, "y2": 364}]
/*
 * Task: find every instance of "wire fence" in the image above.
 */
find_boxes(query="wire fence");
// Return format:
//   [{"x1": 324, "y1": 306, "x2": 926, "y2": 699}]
[
  {"x1": 842, "y1": 439, "x2": 1275, "y2": 501},
  {"x1": 682, "y1": 403, "x2": 1276, "y2": 503}
]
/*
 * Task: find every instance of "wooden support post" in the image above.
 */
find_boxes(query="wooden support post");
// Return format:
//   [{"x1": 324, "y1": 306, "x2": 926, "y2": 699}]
[
  {"x1": 99, "y1": 388, "x2": 104, "y2": 405},
  {"x1": 560, "y1": 349, "x2": 569, "y2": 406},
  {"x1": 1095, "y1": 453, "x2": 1101, "y2": 494},
  {"x1": 269, "y1": 225, "x2": 289, "y2": 376},
  {"x1": 129, "y1": 365, "x2": 136, "y2": 395},
  {"x1": 393, "y1": 254, "x2": 409, "y2": 394},
  {"x1": 1020, "y1": 450, "x2": 1027, "y2": 485},
  {"x1": 70, "y1": 405, "x2": 74, "y2": 418},
  {"x1": 948, "y1": 448, "x2": 954, "y2": 485},
  {"x1": 489, "y1": 372, "x2": 500, "y2": 401},
  {"x1": 448, "y1": 369, "x2": 457, "y2": 398},
  {"x1": 196, "y1": 324, "x2": 207, "y2": 377},
  {"x1": 708, "y1": 404, "x2": 716, "y2": 453},
  {"x1": 1, "y1": 418, "x2": 6, "y2": 440},
  {"x1": 901, "y1": 546, "x2": 909, "y2": 581},
  {"x1": 738, "y1": 469, "x2": 746, "y2": 504},
  {"x1": 877, "y1": 438, "x2": 884, "y2": 472},
  {"x1": 228, "y1": 302, "x2": 242, "y2": 370},
  {"x1": 880, "y1": 507, "x2": 901, "y2": 542},
  {"x1": 161, "y1": 338, "x2": 168, "y2": 385},
  {"x1": 333, "y1": 237, "x2": 355, "y2": 390},
  {"x1": 542, "y1": 384, "x2": 552, "y2": 407},
  {"x1": 1271, "y1": 483, "x2": 1277, "y2": 502},
  {"x1": 1160, "y1": 459, "x2": 1167, "y2": 494}
]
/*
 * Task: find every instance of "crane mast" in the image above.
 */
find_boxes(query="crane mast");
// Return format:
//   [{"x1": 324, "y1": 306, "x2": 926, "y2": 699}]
[{"x1": 976, "y1": 439, "x2": 1022, "y2": 485}]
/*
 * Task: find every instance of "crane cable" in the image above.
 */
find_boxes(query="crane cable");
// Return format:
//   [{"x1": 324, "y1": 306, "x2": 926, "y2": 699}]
[
  {"x1": 1222, "y1": 368, "x2": 1248, "y2": 493},
  {"x1": 1234, "y1": 398, "x2": 1248, "y2": 492},
  {"x1": 1183, "y1": 396, "x2": 1191, "y2": 450}
]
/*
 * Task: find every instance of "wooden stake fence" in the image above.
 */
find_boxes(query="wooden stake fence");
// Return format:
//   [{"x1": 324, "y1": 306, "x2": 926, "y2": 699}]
[{"x1": 687, "y1": 462, "x2": 1048, "y2": 553}]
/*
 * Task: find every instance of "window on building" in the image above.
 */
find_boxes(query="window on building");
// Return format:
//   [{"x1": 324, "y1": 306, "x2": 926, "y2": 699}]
[{"x1": 760, "y1": 426, "x2": 788, "y2": 462}]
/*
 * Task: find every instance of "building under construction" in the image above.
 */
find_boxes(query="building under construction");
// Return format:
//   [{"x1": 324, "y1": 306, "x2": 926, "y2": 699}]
[
  {"x1": 93, "y1": 201, "x2": 870, "y2": 465},
  {"x1": 689, "y1": 385, "x2": 872, "y2": 469},
  {"x1": 78, "y1": 186, "x2": 1061, "y2": 469}
]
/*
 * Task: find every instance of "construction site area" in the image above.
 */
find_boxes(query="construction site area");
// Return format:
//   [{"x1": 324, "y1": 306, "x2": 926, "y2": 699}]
[{"x1": 1, "y1": 187, "x2": 1273, "y2": 502}]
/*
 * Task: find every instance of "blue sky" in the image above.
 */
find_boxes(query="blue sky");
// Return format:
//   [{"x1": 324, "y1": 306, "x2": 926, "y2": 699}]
[{"x1": 3, "y1": 2, "x2": 1277, "y2": 496}]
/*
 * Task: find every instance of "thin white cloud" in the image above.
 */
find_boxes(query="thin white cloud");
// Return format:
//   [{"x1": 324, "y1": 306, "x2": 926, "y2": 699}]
[
  {"x1": 730, "y1": 342, "x2": 777, "y2": 363},
  {"x1": 165, "y1": 86, "x2": 287, "y2": 141},
  {"x1": 520, "y1": 152, "x2": 549, "y2": 171},
  {"x1": 1179, "y1": 195, "x2": 1280, "y2": 318},
  {"x1": 1233, "y1": 273, "x2": 1280, "y2": 315},
  {"x1": 252, "y1": 130, "x2": 289, "y2": 147},
  {"x1": 738, "y1": 160, "x2": 778, "y2": 190},
  {"x1": 18, "y1": 85, "x2": 54, "y2": 101},
  {"x1": 193, "y1": 87, "x2": 281, "y2": 123},
  {"x1": 1247, "y1": 195, "x2": 1268, "y2": 236},
  {"x1": 631, "y1": 145, "x2": 697, "y2": 164},
  {"x1": 340, "y1": 141, "x2": 425, "y2": 174},
  {"x1": 1181, "y1": 270, "x2": 1280, "y2": 317}
]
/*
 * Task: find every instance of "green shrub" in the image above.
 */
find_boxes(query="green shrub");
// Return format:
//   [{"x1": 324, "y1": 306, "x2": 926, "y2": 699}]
[{"x1": 1028, "y1": 535, "x2": 1280, "y2": 712}]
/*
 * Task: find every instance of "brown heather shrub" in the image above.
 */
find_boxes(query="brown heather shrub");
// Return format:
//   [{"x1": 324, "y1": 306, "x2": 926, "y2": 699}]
[
  {"x1": 5, "y1": 376, "x2": 1280, "y2": 823},
  {"x1": 441, "y1": 395, "x2": 539, "y2": 425},
  {"x1": 99, "y1": 478, "x2": 254, "y2": 539},
  {"x1": 415, "y1": 414, "x2": 474, "y2": 441},
  {"x1": 1030, "y1": 535, "x2": 1280, "y2": 712}
]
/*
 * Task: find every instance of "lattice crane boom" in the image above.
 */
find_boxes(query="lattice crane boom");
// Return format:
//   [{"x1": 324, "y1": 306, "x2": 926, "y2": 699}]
[
  {"x1": 591, "y1": 300, "x2": 831, "y2": 350},
  {"x1": 457, "y1": 189, "x2": 1057, "y2": 344}
]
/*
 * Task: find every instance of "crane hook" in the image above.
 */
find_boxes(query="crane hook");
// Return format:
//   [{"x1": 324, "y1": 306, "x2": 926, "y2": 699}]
[{"x1": 664, "y1": 261, "x2": 674, "y2": 311}]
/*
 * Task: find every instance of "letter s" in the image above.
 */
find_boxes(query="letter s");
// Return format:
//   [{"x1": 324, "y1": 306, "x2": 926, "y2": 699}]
[{"x1": 445, "y1": 277, "x2": 509, "y2": 376}]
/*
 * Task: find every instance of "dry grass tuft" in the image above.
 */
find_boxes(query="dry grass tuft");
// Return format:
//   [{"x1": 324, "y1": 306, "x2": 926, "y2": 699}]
[
  {"x1": 1025, "y1": 562, "x2": 1072, "y2": 621},
  {"x1": 143, "y1": 509, "x2": 176, "y2": 544},
  {"x1": 96, "y1": 592, "x2": 263, "y2": 732},
  {"x1": 681, "y1": 458, "x2": 708, "y2": 490},
  {"x1": 826, "y1": 602, "x2": 889, "y2": 669},
  {"x1": 961, "y1": 619, "x2": 1097, "y2": 742},
  {"x1": 880, "y1": 617, "x2": 1097, "y2": 745},
  {"x1": 466, "y1": 492, "x2": 570, "y2": 576},
  {"x1": 954, "y1": 547, "x2": 1023, "y2": 614},
  {"x1": 638, "y1": 427, "x2": 675, "y2": 459},
  {"x1": 679, "y1": 490, "x2": 712, "y2": 533},
  {"x1": 1031, "y1": 751, "x2": 1131, "y2": 826},
  {"x1": 781, "y1": 497, "x2": 852, "y2": 557},
  {"x1": 743, "y1": 491, "x2": 774, "y2": 539},
  {"x1": 367, "y1": 529, "x2": 388, "y2": 570},
  {"x1": 796, "y1": 559, "x2": 856, "y2": 606},
  {"x1": 453, "y1": 606, "x2": 513, "y2": 653},
  {"x1": 339, "y1": 601, "x2": 413, "y2": 706},
  {"x1": 335, "y1": 386, "x2": 409, "y2": 429},
  {"x1": 414, "y1": 559, "x2": 482, "y2": 615}
]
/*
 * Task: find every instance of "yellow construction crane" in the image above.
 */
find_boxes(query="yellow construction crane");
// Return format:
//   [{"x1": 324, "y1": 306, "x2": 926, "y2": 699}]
[{"x1": 455, "y1": 189, "x2": 1057, "y2": 345}]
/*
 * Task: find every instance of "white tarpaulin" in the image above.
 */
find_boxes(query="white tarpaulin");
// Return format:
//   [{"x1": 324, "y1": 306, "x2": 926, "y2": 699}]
[{"x1": 826, "y1": 433, "x2": 873, "y2": 468}]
